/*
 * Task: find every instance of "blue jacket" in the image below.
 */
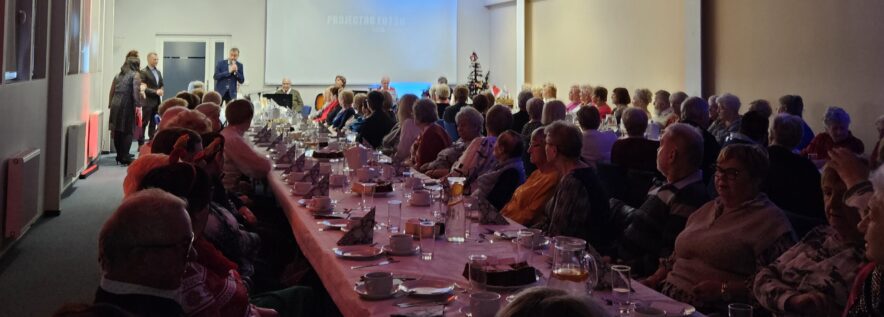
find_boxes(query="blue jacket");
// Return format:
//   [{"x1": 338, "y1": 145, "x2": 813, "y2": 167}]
[{"x1": 213, "y1": 59, "x2": 244, "y2": 99}]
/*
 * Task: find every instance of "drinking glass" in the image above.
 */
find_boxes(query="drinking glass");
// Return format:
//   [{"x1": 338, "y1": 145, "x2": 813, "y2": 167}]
[
  {"x1": 419, "y1": 220, "x2": 436, "y2": 261},
  {"x1": 360, "y1": 182, "x2": 376, "y2": 213},
  {"x1": 387, "y1": 200, "x2": 402, "y2": 233},
  {"x1": 513, "y1": 231, "x2": 536, "y2": 264},
  {"x1": 728, "y1": 303, "x2": 753, "y2": 317},
  {"x1": 468, "y1": 254, "x2": 488, "y2": 290},
  {"x1": 610, "y1": 265, "x2": 632, "y2": 306}
]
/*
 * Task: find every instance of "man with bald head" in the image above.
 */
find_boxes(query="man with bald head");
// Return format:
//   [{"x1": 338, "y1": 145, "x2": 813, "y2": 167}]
[
  {"x1": 276, "y1": 77, "x2": 303, "y2": 109},
  {"x1": 680, "y1": 96, "x2": 721, "y2": 182},
  {"x1": 95, "y1": 189, "x2": 193, "y2": 316}
]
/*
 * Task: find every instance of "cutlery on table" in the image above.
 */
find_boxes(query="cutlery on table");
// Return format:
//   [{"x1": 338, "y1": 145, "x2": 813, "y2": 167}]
[
  {"x1": 395, "y1": 295, "x2": 456, "y2": 308},
  {"x1": 351, "y1": 257, "x2": 398, "y2": 269}
]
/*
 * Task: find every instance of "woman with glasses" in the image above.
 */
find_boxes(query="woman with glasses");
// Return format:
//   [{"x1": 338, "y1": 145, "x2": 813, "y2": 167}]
[
  {"x1": 643, "y1": 144, "x2": 796, "y2": 314},
  {"x1": 499, "y1": 128, "x2": 561, "y2": 226}
]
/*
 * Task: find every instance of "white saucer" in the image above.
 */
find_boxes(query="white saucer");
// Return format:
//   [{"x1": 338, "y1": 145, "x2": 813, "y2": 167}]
[
  {"x1": 382, "y1": 244, "x2": 420, "y2": 256},
  {"x1": 399, "y1": 279, "x2": 455, "y2": 297},
  {"x1": 319, "y1": 219, "x2": 350, "y2": 228},
  {"x1": 354, "y1": 280, "x2": 402, "y2": 300},
  {"x1": 333, "y1": 245, "x2": 384, "y2": 260}
]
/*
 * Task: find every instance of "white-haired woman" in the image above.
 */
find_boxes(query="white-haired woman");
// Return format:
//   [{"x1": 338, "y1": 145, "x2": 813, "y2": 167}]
[{"x1": 801, "y1": 106, "x2": 865, "y2": 161}]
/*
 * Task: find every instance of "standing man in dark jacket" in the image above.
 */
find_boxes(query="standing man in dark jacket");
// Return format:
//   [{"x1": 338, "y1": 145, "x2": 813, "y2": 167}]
[
  {"x1": 139, "y1": 52, "x2": 164, "y2": 144},
  {"x1": 214, "y1": 48, "x2": 244, "y2": 103}
]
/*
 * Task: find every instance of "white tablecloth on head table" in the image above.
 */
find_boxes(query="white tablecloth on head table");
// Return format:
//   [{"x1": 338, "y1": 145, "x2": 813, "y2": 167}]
[{"x1": 261, "y1": 153, "x2": 704, "y2": 317}]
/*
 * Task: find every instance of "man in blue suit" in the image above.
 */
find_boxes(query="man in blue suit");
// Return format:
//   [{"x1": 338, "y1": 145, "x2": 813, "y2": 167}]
[{"x1": 214, "y1": 47, "x2": 245, "y2": 103}]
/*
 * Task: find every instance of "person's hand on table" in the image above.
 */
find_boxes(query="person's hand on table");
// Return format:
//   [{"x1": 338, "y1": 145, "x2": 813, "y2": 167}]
[
  {"x1": 828, "y1": 148, "x2": 870, "y2": 189},
  {"x1": 691, "y1": 280, "x2": 722, "y2": 302},
  {"x1": 785, "y1": 292, "x2": 829, "y2": 317}
]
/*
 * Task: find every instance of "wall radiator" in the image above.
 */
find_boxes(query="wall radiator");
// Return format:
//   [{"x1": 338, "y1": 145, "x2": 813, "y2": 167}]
[
  {"x1": 5, "y1": 149, "x2": 41, "y2": 239},
  {"x1": 87, "y1": 111, "x2": 103, "y2": 162},
  {"x1": 65, "y1": 121, "x2": 87, "y2": 179}
]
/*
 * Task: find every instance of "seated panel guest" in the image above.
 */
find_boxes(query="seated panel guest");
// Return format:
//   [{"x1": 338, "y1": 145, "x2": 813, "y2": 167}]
[
  {"x1": 409, "y1": 99, "x2": 452, "y2": 168},
  {"x1": 94, "y1": 189, "x2": 192, "y2": 316},
  {"x1": 420, "y1": 106, "x2": 482, "y2": 178},
  {"x1": 611, "y1": 108, "x2": 660, "y2": 173},
  {"x1": 611, "y1": 123, "x2": 711, "y2": 277},
  {"x1": 709, "y1": 93, "x2": 742, "y2": 145},
  {"x1": 331, "y1": 90, "x2": 356, "y2": 130},
  {"x1": 500, "y1": 128, "x2": 561, "y2": 226},
  {"x1": 632, "y1": 88, "x2": 653, "y2": 117},
  {"x1": 356, "y1": 91, "x2": 395, "y2": 148},
  {"x1": 592, "y1": 86, "x2": 612, "y2": 120},
  {"x1": 576, "y1": 106, "x2": 617, "y2": 166},
  {"x1": 276, "y1": 78, "x2": 303, "y2": 109},
  {"x1": 451, "y1": 105, "x2": 513, "y2": 191},
  {"x1": 777, "y1": 95, "x2": 814, "y2": 151},
  {"x1": 220, "y1": 100, "x2": 272, "y2": 192},
  {"x1": 754, "y1": 165, "x2": 865, "y2": 316},
  {"x1": 645, "y1": 144, "x2": 796, "y2": 314},
  {"x1": 611, "y1": 87, "x2": 630, "y2": 124},
  {"x1": 533, "y1": 121, "x2": 614, "y2": 254},
  {"x1": 801, "y1": 106, "x2": 865, "y2": 161},
  {"x1": 763, "y1": 114, "x2": 825, "y2": 229},
  {"x1": 470, "y1": 130, "x2": 526, "y2": 211}
]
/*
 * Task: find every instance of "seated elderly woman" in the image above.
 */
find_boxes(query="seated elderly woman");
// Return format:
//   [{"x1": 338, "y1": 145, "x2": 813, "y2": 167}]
[
  {"x1": 381, "y1": 94, "x2": 419, "y2": 161},
  {"x1": 420, "y1": 106, "x2": 483, "y2": 178},
  {"x1": 533, "y1": 121, "x2": 614, "y2": 254},
  {"x1": 512, "y1": 90, "x2": 533, "y2": 133},
  {"x1": 344, "y1": 93, "x2": 368, "y2": 132},
  {"x1": 451, "y1": 105, "x2": 513, "y2": 191},
  {"x1": 500, "y1": 127, "x2": 561, "y2": 226},
  {"x1": 541, "y1": 100, "x2": 567, "y2": 125},
  {"x1": 497, "y1": 287, "x2": 610, "y2": 317},
  {"x1": 611, "y1": 123, "x2": 711, "y2": 277},
  {"x1": 521, "y1": 97, "x2": 545, "y2": 149},
  {"x1": 632, "y1": 88, "x2": 652, "y2": 117},
  {"x1": 611, "y1": 108, "x2": 660, "y2": 173},
  {"x1": 802, "y1": 106, "x2": 865, "y2": 161},
  {"x1": 709, "y1": 93, "x2": 743, "y2": 145},
  {"x1": 644, "y1": 144, "x2": 796, "y2": 314},
  {"x1": 158, "y1": 97, "x2": 188, "y2": 117},
  {"x1": 753, "y1": 164, "x2": 866, "y2": 316},
  {"x1": 470, "y1": 131, "x2": 526, "y2": 211},
  {"x1": 409, "y1": 98, "x2": 452, "y2": 168},
  {"x1": 577, "y1": 106, "x2": 617, "y2": 166}
]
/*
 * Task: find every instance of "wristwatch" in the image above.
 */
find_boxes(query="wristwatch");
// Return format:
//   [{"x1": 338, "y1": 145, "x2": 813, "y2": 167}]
[{"x1": 720, "y1": 281, "x2": 732, "y2": 302}]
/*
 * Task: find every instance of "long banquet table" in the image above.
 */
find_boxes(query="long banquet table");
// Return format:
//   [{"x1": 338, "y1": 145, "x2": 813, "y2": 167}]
[{"x1": 262, "y1": 156, "x2": 705, "y2": 317}]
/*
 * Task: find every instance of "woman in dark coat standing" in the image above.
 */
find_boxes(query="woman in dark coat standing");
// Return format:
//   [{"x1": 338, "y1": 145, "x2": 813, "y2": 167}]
[{"x1": 108, "y1": 56, "x2": 144, "y2": 165}]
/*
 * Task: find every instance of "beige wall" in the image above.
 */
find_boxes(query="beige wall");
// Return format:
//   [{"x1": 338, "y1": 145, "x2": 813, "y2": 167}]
[
  {"x1": 488, "y1": 2, "x2": 518, "y2": 94},
  {"x1": 527, "y1": 0, "x2": 685, "y2": 95},
  {"x1": 709, "y1": 0, "x2": 884, "y2": 152}
]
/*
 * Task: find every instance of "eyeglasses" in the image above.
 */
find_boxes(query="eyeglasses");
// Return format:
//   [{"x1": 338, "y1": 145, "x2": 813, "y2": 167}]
[{"x1": 713, "y1": 164, "x2": 743, "y2": 180}]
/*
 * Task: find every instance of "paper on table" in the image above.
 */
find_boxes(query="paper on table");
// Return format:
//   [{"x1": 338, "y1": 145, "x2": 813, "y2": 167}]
[{"x1": 337, "y1": 208, "x2": 376, "y2": 246}]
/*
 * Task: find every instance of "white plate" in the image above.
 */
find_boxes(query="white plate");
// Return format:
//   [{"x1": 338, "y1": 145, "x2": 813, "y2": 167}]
[
  {"x1": 354, "y1": 280, "x2": 402, "y2": 300},
  {"x1": 382, "y1": 244, "x2": 420, "y2": 256},
  {"x1": 319, "y1": 219, "x2": 350, "y2": 228},
  {"x1": 399, "y1": 279, "x2": 455, "y2": 297},
  {"x1": 333, "y1": 246, "x2": 384, "y2": 260},
  {"x1": 297, "y1": 199, "x2": 307, "y2": 206}
]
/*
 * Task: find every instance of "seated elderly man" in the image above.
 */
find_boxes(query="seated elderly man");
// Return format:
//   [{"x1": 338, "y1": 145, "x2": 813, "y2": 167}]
[
  {"x1": 220, "y1": 100, "x2": 272, "y2": 192},
  {"x1": 512, "y1": 90, "x2": 533, "y2": 133},
  {"x1": 451, "y1": 105, "x2": 513, "y2": 192},
  {"x1": 778, "y1": 95, "x2": 814, "y2": 150},
  {"x1": 611, "y1": 108, "x2": 660, "y2": 173},
  {"x1": 680, "y1": 97, "x2": 721, "y2": 183},
  {"x1": 652, "y1": 90, "x2": 675, "y2": 128},
  {"x1": 470, "y1": 131, "x2": 526, "y2": 211},
  {"x1": 802, "y1": 106, "x2": 865, "y2": 161},
  {"x1": 420, "y1": 106, "x2": 483, "y2": 178},
  {"x1": 500, "y1": 128, "x2": 561, "y2": 226},
  {"x1": 95, "y1": 189, "x2": 192, "y2": 316},
  {"x1": 763, "y1": 114, "x2": 825, "y2": 235},
  {"x1": 754, "y1": 164, "x2": 865, "y2": 316},
  {"x1": 708, "y1": 93, "x2": 742, "y2": 144},
  {"x1": 276, "y1": 77, "x2": 304, "y2": 109},
  {"x1": 611, "y1": 123, "x2": 711, "y2": 277},
  {"x1": 577, "y1": 106, "x2": 617, "y2": 166}
]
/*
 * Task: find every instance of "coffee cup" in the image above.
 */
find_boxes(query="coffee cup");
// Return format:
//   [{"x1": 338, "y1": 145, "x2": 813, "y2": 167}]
[
  {"x1": 389, "y1": 234, "x2": 414, "y2": 253},
  {"x1": 307, "y1": 196, "x2": 332, "y2": 211},
  {"x1": 404, "y1": 177, "x2": 422, "y2": 190},
  {"x1": 329, "y1": 174, "x2": 347, "y2": 187},
  {"x1": 634, "y1": 306, "x2": 666, "y2": 317},
  {"x1": 356, "y1": 167, "x2": 376, "y2": 182},
  {"x1": 363, "y1": 271, "x2": 393, "y2": 297},
  {"x1": 287, "y1": 171, "x2": 307, "y2": 184},
  {"x1": 319, "y1": 162, "x2": 332, "y2": 174},
  {"x1": 469, "y1": 292, "x2": 501, "y2": 317},
  {"x1": 292, "y1": 182, "x2": 312, "y2": 195},
  {"x1": 410, "y1": 190, "x2": 431, "y2": 206}
]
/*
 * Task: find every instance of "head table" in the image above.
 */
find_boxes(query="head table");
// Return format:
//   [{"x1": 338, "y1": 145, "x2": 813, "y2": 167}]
[{"x1": 255, "y1": 138, "x2": 703, "y2": 317}]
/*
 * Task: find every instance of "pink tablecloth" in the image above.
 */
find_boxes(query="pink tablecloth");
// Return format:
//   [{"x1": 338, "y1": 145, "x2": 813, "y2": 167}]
[{"x1": 266, "y1": 166, "x2": 705, "y2": 317}]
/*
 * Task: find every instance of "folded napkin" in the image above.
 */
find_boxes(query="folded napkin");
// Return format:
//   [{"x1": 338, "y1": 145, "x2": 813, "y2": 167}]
[
  {"x1": 303, "y1": 176, "x2": 329, "y2": 199},
  {"x1": 390, "y1": 305, "x2": 443, "y2": 317},
  {"x1": 256, "y1": 126, "x2": 272, "y2": 143},
  {"x1": 477, "y1": 198, "x2": 509, "y2": 225},
  {"x1": 288, "y1": 153, "x2": 307, "y2": 173},
  {"x1": 337, "y1": 208, "x2": 376, "y2": 246},
  {"x1": 276, "y1": 145, "x2": 298, "y2": 164},
  {"x1": 304, "y1": 162, "x2": 321, "y2": 183},
  {"x1": 265, "y1": 134, "x2": 283, "y2": 151}
]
